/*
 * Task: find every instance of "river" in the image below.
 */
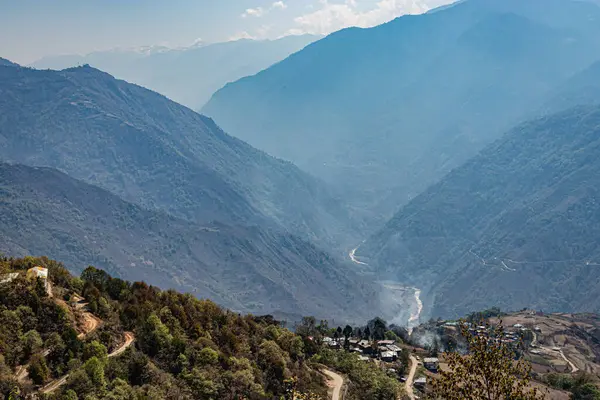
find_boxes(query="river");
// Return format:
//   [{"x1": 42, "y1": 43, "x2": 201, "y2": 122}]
[{"x1": 349, "y1": 245, "x2": 423, "y2": 330}]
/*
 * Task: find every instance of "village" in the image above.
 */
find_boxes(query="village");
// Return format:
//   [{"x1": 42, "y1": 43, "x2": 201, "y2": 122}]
[{"x1": 318, "y1": 311, "x2": 595, "y2": 399}]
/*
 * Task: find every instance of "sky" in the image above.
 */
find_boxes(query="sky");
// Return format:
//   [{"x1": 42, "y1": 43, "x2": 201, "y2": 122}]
[{"x1": 0, "y1": 0, "x2": 454, "y2": 65}]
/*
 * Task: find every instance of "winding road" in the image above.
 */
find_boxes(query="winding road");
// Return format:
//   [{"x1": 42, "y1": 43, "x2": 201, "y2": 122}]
[
  {"x1": 40, "y1": 332, "x2": 135, "y2": 394},
  {"x1": 532, "y1": 331, "x2": 579, "y2": 373},
  {"x1": 405, "y1": 355, "x2": 418, "y2": 400},
  {"x1": 323, "y1": 369, "x2": 344, "y2": 400}
]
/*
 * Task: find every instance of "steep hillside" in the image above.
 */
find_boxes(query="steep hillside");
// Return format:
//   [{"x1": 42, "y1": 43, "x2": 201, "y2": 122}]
[
  {"x1": 0, "y1": 162, "x2": 378, "y2": 319},
  {"x1": 541, "y1": 59, "x2": 600, "y2": 114},
  {"x1": 31, "y1": 35, "x2": 319, "y2": 110},
  {"x1": 360, "y1": 105, "x2": 600, "y2": 318},
  {"x1": 0, "y1": 256, "x2": 329, "y2": 399},
  {"x1": 203, "y1": 0, "x2": 600, "y2": 222},
  {"x1": 0, "y1": 64, "x2": 357, "y2": 247}
]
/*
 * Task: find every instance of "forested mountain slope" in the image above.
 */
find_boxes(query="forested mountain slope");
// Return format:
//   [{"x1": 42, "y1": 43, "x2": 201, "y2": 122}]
[
  {"x1": 0, "y1": 163, "x2": 378, "y2": 319},
  {"x1": 542, "y1": 60, "x2": 600, "y2": 115},
  {"x1": 203, "y1": 0, "x2": 600, "y2": 222},
  {"x1": 360, "y1": 106, "x2": 600, "y2": 318},
  {"x1": 0, "y1": 256, "x2": 328, "y2": 399},
  {"x1": 31, "y1": 35, "x2": 319, "y2": 110},
  {"x1": 0, "y1": 64, "x2": 357, "y2": 247}
]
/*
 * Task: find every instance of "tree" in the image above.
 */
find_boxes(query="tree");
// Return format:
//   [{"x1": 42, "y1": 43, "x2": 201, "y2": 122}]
[
  {"x1": 22, "y1": 330, "x2": 43, "y2": 362},
  {"x1": 343, "y1": 325, "x2": 353, "y2": 349},
  {"x1": 299, "y1": 317, "x2": 316, "y2": 336},
  {"x1": 28, "y1": 355, "x2": 50, "y2": 385},
  {"x1": 369, "y1": 317, "x2": 388, "y2": 341},
  {"x1": 83, "y1": 341, "x2": 108, "y2": 362},
  {"x1": 431, "y1": 321, "x2": 545, "y2": 400},
  {"x1": 198, "y1": 347, "x2": 219, "y2": 366},
  {"x1": 84, "y1": 356, "x2": 106, "y2": 388},
  {"x1": 62, "y1": 389, "x2": 79, "y2": 400},
  {"x1": 363, "y1": 327, "x2": 371, "y2": 340}
]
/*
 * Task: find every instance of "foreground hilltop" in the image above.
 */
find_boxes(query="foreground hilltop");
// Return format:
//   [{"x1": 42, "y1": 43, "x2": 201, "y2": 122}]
[{"x1": 0, "y1": 256, "x2": 329, "y2": 399}]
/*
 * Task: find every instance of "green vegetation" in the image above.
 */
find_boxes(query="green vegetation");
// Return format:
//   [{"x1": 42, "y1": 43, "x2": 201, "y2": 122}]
[
  {"x1": 293, "y1": 316, "x2": 404, "y2": 399},
  {"x1": 545, "y1": 372, "x2": 600, "y2": 400},
  {"x1": 0, "y1": 256, "x2": 328, "y2": 399},
  {"x1": 432, "y1": 322, "x2": 543, "y2": 400},
  {"x1": 313, "y1": 350, "x2": 400, "y2": 400}
]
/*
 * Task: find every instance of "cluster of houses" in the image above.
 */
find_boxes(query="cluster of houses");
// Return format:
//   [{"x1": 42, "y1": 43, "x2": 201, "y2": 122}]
[
  {"x1": 323, "y1": 335, "x2": 440, "y2": 371},
  {"x1": 323, "y1": 337, "x2": 405, "y2": 362},
  {"x1": 461, "y1": 322, "x2": 537, "y2": 352}
]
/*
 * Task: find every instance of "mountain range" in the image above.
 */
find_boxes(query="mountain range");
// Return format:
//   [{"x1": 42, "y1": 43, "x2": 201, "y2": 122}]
[
  {"x1": 0, "y1": 63, "x2": 373, "y2": 320},
  {"x1": 0, "y1": 162, "x2": 377, "y2": 319},
  {"x1": 0, "y1": 64, "x2": 357, "y2": 248},
  {"x1": 31, "y1": 35, "x2": 319, "y2": 110},
  {"x1": 6, "y1": 0, "x2": 600, "y2": 323},
  {"x1": 360, "y1": 104, "x2": 600, "y2": 318},
  {"x1": 203, "y1": 0, "x2": 600, "y2": 225}
]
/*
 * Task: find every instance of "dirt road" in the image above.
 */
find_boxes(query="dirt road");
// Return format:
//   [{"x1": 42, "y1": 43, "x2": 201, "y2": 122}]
[
  {"x1": 537, "y1": 340, "x2": 579, "y2": 374},
  {"x1": 40, "y1": 374, "x2": 69, "y2": 394},
  {"x1": 77, "y1": 310, "x2": 102, "y2": 339},
  {"x1": 323, "y1": 369, "x2": 344, "y2": 400},
  {"x1": 109, "y1": 332, "x2": 135, "y2": 358},
  {"x1": 558, "y1": 349, "x2": 579, "y2": 373},
  {"x1": 405, "y1": 355, "x2": 418, "y2": 400},
  {"x1": 40, "y1": 332, "x2": 136, "y2": 394},
  {"x1": 15, "y1": 365, "x2": 28, "y2": 382}
]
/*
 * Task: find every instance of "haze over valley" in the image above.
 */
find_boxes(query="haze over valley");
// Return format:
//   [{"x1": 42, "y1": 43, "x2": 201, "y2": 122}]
[{"x1": 5, "y1": 0, "x2": 600, "y2": 333}]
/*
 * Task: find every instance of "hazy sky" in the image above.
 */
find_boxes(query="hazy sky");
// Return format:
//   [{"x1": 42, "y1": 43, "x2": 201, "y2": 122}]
[{"x1": 0, "y1": 0, "x2": 454, "y2": 64}]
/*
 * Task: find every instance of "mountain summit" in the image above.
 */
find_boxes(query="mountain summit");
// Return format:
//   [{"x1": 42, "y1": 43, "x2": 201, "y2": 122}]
[
  {"x1": 0, "y1": 64, "x2": 357, "y2": 248},
  {"x1": 31, "y1": 35, "x2": 320, "y2": 110},
  {"x1": 203, "y1": 0, "x2": 600, "y2": 224}
]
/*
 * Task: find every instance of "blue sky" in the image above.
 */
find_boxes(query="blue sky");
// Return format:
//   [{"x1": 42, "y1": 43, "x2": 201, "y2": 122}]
[{"x1": 0, "y1": 0, "x2": 453, "y2": 64}]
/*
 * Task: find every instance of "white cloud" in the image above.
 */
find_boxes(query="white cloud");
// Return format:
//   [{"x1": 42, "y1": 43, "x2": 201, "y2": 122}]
[
  {"x1": 287, "y1": 0, "x2": 449, "y2": 35},
  {"x1": 272, "y1": 1, "x2": 288, "y2": 9},
  {"x1": 242, "y1": 7, "x2": 266, "y2": 18},
  {"x1": 242, "y1": 1, "x2": 288, "y2": 18}
]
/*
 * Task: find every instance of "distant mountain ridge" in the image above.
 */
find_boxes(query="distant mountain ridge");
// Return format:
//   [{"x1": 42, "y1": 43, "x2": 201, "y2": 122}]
[
  {"x1": 31, "y1": 35, "x2": 320, "y2": 110},
  {"x1": 360, "y1": 105, "x2": 600, "y2": 318},
  {"x1": 0, "y1": 64, "x2": 358, "y2": 248},
  {"x1": 203, "y1": 0, "x2": 600, "y2": 225},
  {"x1": 0, "y1": 161, "x2": 378, "y2": 320},
  {"x1": 0, "y1": 58, "x2": 18, "y2": 67}
]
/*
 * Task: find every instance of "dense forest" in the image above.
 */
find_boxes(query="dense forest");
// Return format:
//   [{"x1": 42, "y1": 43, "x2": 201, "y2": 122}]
[{"x1": 0, "y1": 256, "x2": 396, "y2": 400}]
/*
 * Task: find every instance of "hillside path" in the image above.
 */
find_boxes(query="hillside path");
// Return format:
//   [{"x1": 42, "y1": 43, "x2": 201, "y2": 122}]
[
  {"x1": 323, "y1": 369, "x2": 344, "y2": 400},
  {"x1": 40, "y1": 332, "x2": 135, "y2": 394},
  {"x1": 108, "y1": 332, "x2": 135, "y2": 358},
  {"x1": 404, "y1": 355, "x2": 418, "y2": 400},
  {"x1": 559, "y1": 349, "x2": 579, "y2": 373}
]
